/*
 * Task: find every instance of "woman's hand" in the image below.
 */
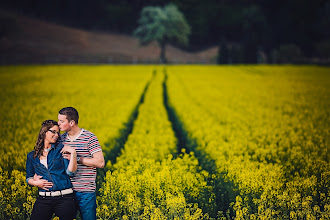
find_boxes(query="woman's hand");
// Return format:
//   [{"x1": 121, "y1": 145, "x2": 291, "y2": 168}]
[
  {"x1": 61, "y1": 145, "x2": 78, "y2": 173},
  {"x1": 61, "y1": 145, "x2": 76, "y2": 160}
]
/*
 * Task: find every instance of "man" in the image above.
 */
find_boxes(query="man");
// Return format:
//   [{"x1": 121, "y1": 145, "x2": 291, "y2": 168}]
[{"x1": 58, "y1": 107, "x2": 105, "y2": 220}]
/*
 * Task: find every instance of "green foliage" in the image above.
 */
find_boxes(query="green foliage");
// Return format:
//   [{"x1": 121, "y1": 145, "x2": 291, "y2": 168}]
[
  {"x1": 0, "y1": 10, "x2": 18, "y2": 38},
  {"x1": 278, "y1": 44, "x2": 303, "y2": 63},
  {"x1": 134, "y1": 4, "x2": 190, "y2": 63},
  {"x1": 134, "y1": 4, "x2": 190, "y2": 46},
  {"x1": 3, "y1": 1, "x2": 328, "y2": 62},
  {"x1": 315, "y1": 40, "x2": 330, "y2": 58}
]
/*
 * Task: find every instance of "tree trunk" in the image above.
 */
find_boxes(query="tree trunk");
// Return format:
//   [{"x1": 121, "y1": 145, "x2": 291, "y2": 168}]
[
  {"x1": 218, "y1": 38, "x2": 230, "y2": 64},
  {"x1": 159, "y1": 42, "x2": 166, "y2": 64}
]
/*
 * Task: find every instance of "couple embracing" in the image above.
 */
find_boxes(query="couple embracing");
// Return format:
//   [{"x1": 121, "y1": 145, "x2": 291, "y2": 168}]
[{"x1": 26, "y1": 107, "x2": 105, "y2": 220}]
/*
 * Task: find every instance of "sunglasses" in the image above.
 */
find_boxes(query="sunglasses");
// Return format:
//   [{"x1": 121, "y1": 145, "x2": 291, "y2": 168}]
[
  {"x1": 48, "y1": 129, "x2": 60, "y2": 136},
  {"x1": 42, "y1": 120, "x2": 58, "y2": 126}
]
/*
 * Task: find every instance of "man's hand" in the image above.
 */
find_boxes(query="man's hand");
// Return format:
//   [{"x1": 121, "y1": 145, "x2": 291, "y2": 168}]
[
  {"x1": 33, "y1": 174, "x2": 43, "y2": 181},
  {"x1": 32, "y1": 173, "x2": 53, "y2": 190}
]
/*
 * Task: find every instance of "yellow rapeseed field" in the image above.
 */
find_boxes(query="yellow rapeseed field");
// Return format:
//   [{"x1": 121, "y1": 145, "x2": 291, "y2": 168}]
[
  {"x1": 0, "y1": 65, "x2": 152, "y2": 219},
  {"x1": 166, "y1": 65, "x2": 330, "y2": 219},
  {"x1": 0, "y1": 65, "x2": 329, "y2": 219}
]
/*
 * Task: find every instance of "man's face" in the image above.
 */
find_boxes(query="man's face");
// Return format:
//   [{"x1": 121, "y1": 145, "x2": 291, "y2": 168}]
[{"x1": 58, "y1": 114, "x2": 71, "y2": 132}]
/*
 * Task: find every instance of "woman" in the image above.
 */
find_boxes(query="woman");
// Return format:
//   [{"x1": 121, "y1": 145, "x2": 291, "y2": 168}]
[{"x1": 26, "y1": 119, "x2": 77, "y2": 220}]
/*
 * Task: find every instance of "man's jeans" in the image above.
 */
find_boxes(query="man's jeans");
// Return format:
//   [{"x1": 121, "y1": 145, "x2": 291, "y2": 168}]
[{"x1": 75, "y1": 192, "x2": 97, "y2": 220}]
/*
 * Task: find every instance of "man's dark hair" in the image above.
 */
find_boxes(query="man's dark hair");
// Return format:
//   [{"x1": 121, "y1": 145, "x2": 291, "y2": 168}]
[{"x1": 59, "y1": 107, "x2": 79, "y2": 124}]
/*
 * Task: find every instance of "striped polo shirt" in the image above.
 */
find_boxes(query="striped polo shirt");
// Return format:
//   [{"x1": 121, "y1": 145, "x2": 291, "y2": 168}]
[{"x1": 61, "y1": 129, "x2": 102, "y2": 192}]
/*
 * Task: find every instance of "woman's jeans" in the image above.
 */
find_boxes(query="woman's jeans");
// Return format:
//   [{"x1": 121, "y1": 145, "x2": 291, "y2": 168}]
[
  {"x1": 74, "y1": 191, "x2": 97, "y2": 220},
  {"x1": 30, "y1": 194, "x2": 76, "y2": 220}
]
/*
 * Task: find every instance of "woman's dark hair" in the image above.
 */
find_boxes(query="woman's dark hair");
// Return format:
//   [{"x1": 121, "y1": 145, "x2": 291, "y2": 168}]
[
  {"x1": 33, "y1": 120, "x2": 59, "y2": 158},
  {"x1": 59, "y1": 107, "x2": 79, "y2": 124}
]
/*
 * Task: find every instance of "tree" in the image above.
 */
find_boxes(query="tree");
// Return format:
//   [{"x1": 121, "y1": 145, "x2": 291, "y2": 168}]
[
  {"x1": 241, "y1": 5, "x2": 268, "y2": 63},
  {"x1": 134, "y1": 4, "x2": 190, "y2": 63}
]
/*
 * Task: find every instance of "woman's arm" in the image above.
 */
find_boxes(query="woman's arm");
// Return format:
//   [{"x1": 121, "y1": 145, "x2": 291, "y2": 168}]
[
  {"x1": 26, "y1": 154, "x2": 53, "y2": 190},
  {"x1": 61, "y1": 145, "x2": 77, "y2": 174},
  {"x1": 26, "y1": 154, "x2": 35, "y2": 185}
]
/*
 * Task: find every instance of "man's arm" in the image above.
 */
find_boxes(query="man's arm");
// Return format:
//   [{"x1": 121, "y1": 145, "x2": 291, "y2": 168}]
[
  {"x1": 29, "y1": 174, "x2": 53, "y2": 190},
  {"x1": 79, "y1": 151, "x2": 105, "y2": 168}
]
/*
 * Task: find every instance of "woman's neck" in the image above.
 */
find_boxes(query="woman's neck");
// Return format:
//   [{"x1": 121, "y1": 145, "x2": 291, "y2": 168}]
[{"x1": 44, "y1": 141, "x2": 52, "y2": 150}]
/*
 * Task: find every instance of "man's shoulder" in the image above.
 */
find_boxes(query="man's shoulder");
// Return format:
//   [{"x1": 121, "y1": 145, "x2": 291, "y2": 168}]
[
  {"x1": 81, "y1": 128, "x2": 92, "y2": 134},
  {"x1": 81, "y1": 129, "x2": 97, "y2": 137}
]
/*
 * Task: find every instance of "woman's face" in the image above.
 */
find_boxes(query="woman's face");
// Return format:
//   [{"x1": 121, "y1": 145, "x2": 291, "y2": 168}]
[{"x1": 45, "y1": 125, "x2": 60, "y2": 144}]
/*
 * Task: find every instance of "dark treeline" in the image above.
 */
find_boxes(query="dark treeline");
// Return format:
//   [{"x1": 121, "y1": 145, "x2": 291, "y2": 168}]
[{"x1": 1, "y1": 0, "x2": 330, "y2": 63}]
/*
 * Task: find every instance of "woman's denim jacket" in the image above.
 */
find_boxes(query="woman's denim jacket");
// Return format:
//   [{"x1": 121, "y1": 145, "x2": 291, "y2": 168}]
[{"x1": 26, "y1": 143, "x2": 75, "y2": 192}]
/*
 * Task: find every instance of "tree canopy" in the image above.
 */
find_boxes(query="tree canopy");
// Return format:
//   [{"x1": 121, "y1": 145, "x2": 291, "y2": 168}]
[{"x1": 134, "y1": 4, "x2": 190, "y2": 63}]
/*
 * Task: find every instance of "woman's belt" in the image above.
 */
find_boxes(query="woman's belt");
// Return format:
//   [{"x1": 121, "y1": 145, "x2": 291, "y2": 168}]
[{"x1": 39, "y1": 188, "x2": 73, "y2": 197}]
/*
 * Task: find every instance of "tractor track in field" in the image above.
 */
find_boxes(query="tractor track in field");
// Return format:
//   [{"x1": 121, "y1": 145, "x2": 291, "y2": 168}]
[
  {"x1": 103, "y1": 71, "x2": 156, "y2": 165},
  {"x1": 97, "y1": 71, "x2": 155, "y2": 190},
  {"x1": 162, "y1": 68, "x2": 237, "y2": 217},
  {"x1": 98, "y1": 68, "x2": 237, "y2": 217}
]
